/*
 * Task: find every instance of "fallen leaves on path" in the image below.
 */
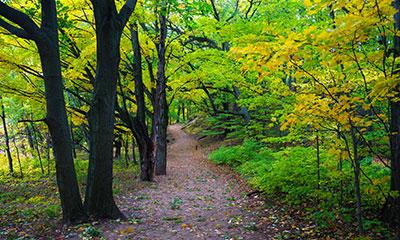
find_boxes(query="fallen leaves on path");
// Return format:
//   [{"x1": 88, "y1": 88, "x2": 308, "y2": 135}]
[{"x1": 100, "y1": 125, "x2": 270, "y2": 240}]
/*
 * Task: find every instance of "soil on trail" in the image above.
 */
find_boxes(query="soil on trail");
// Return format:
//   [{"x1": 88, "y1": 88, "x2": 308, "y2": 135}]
[{"x1": 100, "y1": 125, "x2": 270, "y2": 239}]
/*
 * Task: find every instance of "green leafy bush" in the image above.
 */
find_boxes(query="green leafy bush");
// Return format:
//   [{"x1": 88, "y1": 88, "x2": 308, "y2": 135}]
[
  {"x1": 209, "y1": 140, "x2": 391, "y2": 228},
  {"x1": 209, "y1": 140, "x2": 271, "y2": 166}
]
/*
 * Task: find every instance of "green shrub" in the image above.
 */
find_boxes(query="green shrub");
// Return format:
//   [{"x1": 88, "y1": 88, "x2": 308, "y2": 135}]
[
  {"x1": 209, "y1": 140, "x2": 391, "y2": 228},
  {"x1": 44, "y1": 204, "x2": 60, "y2": 219},
  {"x1": 209, "y1": 140, "x2": 268, "y2": 167}
]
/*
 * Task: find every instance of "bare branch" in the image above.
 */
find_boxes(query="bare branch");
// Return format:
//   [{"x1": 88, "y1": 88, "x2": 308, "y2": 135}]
[
  {"x1": 118, "y1": 0, "x2": 138, "y2": 29},
  {"x1": 18, "y1": 118, "x2": 47, "y2": 124},
  {"x1": 210, "y1": 0, "x2": 220, "y2": 21},
  {"x1": 0, "y1": 3, "x2": 41, "y2": 41},
  {"x1": 0, "y1": 18, "x2": 33, "y2": 40}
]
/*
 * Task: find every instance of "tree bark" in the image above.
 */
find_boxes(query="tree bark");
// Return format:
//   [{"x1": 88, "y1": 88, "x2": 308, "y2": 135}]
[
  {"x1": 1, "y1": 104, "x2": 13, "y2": 175},
  {"x1": 38, "y1": 1, "x2": 86, "y2": 224},
  {"x1": 25, "y1": 125, "x2": 34, "y2": 151},
  {"x1": 85, "y1": 0, "x2": 137, "y2": 219},
  {"x1": 154, "y1": 0, "x2": 168, "y2": 175},
  {"x1": 46, "y1": 135, "x2": 51, "y2": 175},
  {"x1": 351, "y1": 128, "x2": 364, "y2": 235},
  {"x1": 31, "y1": 123, "x2": 44, "y2": 175},
  {"x1": 131, "y1": 137, "x2": 137, "y2": 164},
  {"x1": 114, "y1": 135, "x2": 122, "y2": 159},
  {"x1": 382, "y1": 0, "x2": 400, "y2": 227},
  {"x1": 13, "y1": 138, "x2": 23, "y2": 179},
  {"x1": 177, "y1": 104, "x2": 181, "y2": 123},
  {"x1": 70, "y1": 119, "x2": 77, "y2": 159},
  {"x1": 130, "y1": 23, "x2": 154, "y2": 181},
  {"x1": 124, "y1": 137, "x2": 130, "y2": 166},
  {"x1": 316, "y1": 131, "x2": 320, "y2": 191},
  {"x1": 182, "y1": 103, "x2": 185, "y2": 121}
]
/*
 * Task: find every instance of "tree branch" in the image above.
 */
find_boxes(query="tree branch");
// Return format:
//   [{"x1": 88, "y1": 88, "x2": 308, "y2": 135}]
[
  {"x1": 0, "y1": 18, "x2": 33, "y2": 40},
  {"x1": 18, "y1": 118, "x2": 47, "y2": 124},
  {"x1": 118, "y1": 0, "x2": 138, "y2": 29},
  {"x1": 0, "y1": 3, "x2": 41, "y2": 41},
  {"x1": 210, "y1": 0, "x2": 220, "y2": 21}
]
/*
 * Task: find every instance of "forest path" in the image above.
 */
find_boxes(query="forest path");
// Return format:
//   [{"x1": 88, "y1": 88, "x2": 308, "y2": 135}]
[{"x1": 101, "y1": 124, "x2": 270, "y2": 239}]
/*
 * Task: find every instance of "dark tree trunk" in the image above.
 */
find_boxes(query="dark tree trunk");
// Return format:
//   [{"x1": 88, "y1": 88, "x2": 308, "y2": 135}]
[
  {"x1": 131, "y1": 137, "x2": 137, "y2": 164},
  {"x1": 316, "y1": 131, "x2": 320, "y2": 191},
  {"x1": 37, "y1": 1, "x2": 86, "y2": 224},
  {"x1": 339, "y1": 151, "x2": 343, "y2": 208},
  {"x1": 20, "y1": 140, "x2": 28, "y2": 158},
  {"x1": 124, "y1": 137, "x2": 130, "y2": 166},
  {"x1": 85, "y1": 15, "x2": 123, "y2": 219},
  {"x1": 114, "y1": 136, "x2": 122, "y2": 159},
  {"x1": 116, "y1": 106, "x2": 153, "y2": 181},
  {"x1": 382, "y1": 100, "x2": 400, "y2": 226},
  {"x1": 390, "y1": 0, "x2": 400, "y2": 193},
  {"x1": 70, "y1": 119, "x2": 77, "y2": 159},
  {"x1": 46, "y1": 135, "x2": 51, "y2": 175},
  {"x1": 135, "y1": 124, "x2": 154, "y2": 181},
  {"x1": 130, "y1": 23, "x2": 154, "y2": 181},
  {"x1": 1, "y1": 104, "x2": 13, "y2": 175},
  {"x1": 351, "y1": 129, "x2": 364, "y2": 235},
  {"x1": 154, "y1": 1, "x2": 168, "y2": 175},
  {"x1": 187, "y1": 103, "x2": 190, "y2": 120},
  {"x1": 177, "y1": 104, "x2": 181, "y2": 123},
  {"x1": 13, "y1": 138, "x2": 23, "y2": 179},
  {"x1": 182, "y1": 103, "x2": 185, "y2": 121},
  {"x1": 31, "y1": 123, "x2": 44, "y2": 175},
  {"x1": 382, "y1": 0, "x2": 400, "y2": 227},
  {"x1": 85, "y1": 0, "x2": 137, "y2": 219},
  {"x1": 25, "y1": 125, "x2": 35, "y2": 150}
]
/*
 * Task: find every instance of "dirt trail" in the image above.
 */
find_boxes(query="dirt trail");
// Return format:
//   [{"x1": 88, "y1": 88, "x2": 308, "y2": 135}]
[{"x1": 102, "y1": 125, "x2": 269, "y2": 239}]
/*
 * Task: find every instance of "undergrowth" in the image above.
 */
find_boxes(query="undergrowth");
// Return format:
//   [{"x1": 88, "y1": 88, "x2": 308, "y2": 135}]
[
  {"x1": 0, "y1": 153, "x2": 138, "y2": 238},
  {"x1": 209, "y1": 140, "x2": 392, "y2": 238}
]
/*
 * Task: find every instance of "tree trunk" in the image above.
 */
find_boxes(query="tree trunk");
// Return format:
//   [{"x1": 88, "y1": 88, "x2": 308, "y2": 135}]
[
  {"x1": 131, "y1": 138, "x2": 137, "y2": 164},
  {"x1": 70, "y1": 119, "x2": 77, "y2": 159},
  {"x1": 382, "y1": 0, "x2": 400, "y2": 227},
  {"x1": 36, "y1": 1, "x2": 86, "y2": 224},
  {"x1": 182, "y1": 103, "x2": 185, "y2": 121},
  {"x1": 351, "y1": 129, "x2": 364, "y2": 235},
  {"x1": 114, "y1": 136, "x2": 122, "y2": 159},
  {"x1": 316, "y1": 131, "x2": 320, "y2": 191},
  {"x1": 31, "y1": 123, "x2": 44, "y2": 175},
  {"x1": 136, "y1": 127, "x2": 154, "y2": 181},
  {"x1": 124, "y1": 137, "x2": 130, "y2": 166},
  {"x1": 130, "y1": 22, "x2": 154, "y2": 180},
  {"x1": 46, "y1": 135, "x2": 51, "y2": 175},
  {"x1": 20, "y1": 140, "x2": 28, "y2": 159},
  {"x1": 1, "y1": 104, "x2": 13, "y2": 175},
  {"x1": 13, "y1": 138, "x2": 23, "y2": 179},
  {"x1": 85, "y1": 1, "x2": 132, "y2": 219},
  {"x1": 177, "y1": 104, "x2": 181, "y2": 123},
  {"x1": 154, "y1": 1, "x2": 168, "y2": 176},
  {"x1": 25, "y1": 125, "x2": 34, "y2": 151},
  {"x1": 382, "y1": 100, "x2": 400, "y2": 226}
]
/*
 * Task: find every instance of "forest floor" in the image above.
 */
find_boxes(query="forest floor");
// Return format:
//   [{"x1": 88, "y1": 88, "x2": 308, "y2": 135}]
[{"x1": 1, "y1": 124, "x2": 334, "y2": 239}]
